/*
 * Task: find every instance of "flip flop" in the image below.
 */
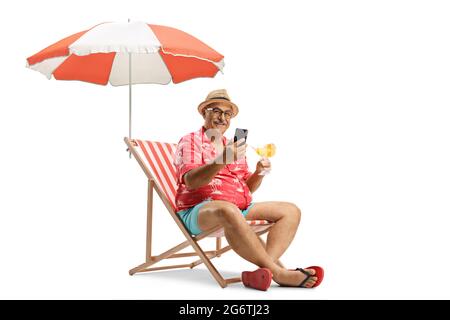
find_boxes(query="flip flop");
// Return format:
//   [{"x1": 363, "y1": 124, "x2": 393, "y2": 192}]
[
  {"x1": 296, "y1": 266, "x2": 324, "y2": 288},
  {"x1": 241, "y1": 268, "x2": 272, "y2": 291}
]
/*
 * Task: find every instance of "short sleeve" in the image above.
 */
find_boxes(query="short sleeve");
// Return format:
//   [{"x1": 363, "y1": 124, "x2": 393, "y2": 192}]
[{"x1": 174, "y1": 133, "x2": 204, "y2": 184}]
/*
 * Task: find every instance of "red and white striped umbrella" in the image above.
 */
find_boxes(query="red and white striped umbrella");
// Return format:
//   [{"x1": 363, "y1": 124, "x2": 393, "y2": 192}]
[{"x1": 26, "y1": 21, "x2": 224, "y2": 140}]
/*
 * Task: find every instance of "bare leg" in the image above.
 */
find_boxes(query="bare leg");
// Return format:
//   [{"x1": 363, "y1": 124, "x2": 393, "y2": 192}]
[
  {"x1": 197, "y1": 200, "x2": 317, "y2": 287},
  {"x1": 245, "y1": 201, "x2": 301, "y2": 262},
  {"x1": 257, "y1": 237, "x2": 284, "y2": 268},
  {"x1": 198, "y1": 201, "x2": 278, "y2": 269}
]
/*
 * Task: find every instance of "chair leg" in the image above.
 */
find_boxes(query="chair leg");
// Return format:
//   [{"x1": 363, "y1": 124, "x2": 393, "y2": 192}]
[
  {"x1": 146, "y1": 180, "x2": 154, "y2": 262},
  {"x1": 129, "y1": 239, "x2": 191, "y2": 275},
  {"x1": 186, "y1": 238, "x2": 228, "y2": 288},
  {"x1": 130, "y1": 233, "x2": 228, "y2": 287},
  {"x1": 216, "y1": 237, "x2": 222, "y2": 257},
  {"x1": 161, "y1": 206, "x2": 228, "y2": 288}
]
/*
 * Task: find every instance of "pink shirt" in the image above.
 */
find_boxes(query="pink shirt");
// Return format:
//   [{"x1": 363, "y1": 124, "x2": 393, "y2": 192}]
[{"x1": 174, "y1": 127, "x2": 253, "y2": 211}]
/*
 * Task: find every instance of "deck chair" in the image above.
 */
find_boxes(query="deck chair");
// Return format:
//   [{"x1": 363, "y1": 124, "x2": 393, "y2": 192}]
[{"x1": 124, "y1": 137, "x2": 275, "y2": 288}]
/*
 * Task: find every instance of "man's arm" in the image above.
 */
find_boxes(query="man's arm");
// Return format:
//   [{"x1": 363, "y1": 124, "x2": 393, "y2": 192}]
[
  {"x1": 245, "y1": 173, "x2": 264, "y2": 193},
  {"x1": 245, "y1": 158, "x2": 271, "y2": 193},
  {"x1": 183, "y1": 162, "x2": 226, "y2": 190},
  {"x1": 184, "y1": 139, "x2": 247, "y2": 190}
]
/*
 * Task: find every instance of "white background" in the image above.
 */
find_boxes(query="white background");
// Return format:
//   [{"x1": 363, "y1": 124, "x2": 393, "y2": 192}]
[{"x1": 1, "y1": 0, "x2": 449, "y2": 299}]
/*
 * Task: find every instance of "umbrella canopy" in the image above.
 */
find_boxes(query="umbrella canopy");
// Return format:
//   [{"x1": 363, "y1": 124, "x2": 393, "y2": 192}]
[{"x1": 26, "y1": 21, "x2": 224, "y2": 141}]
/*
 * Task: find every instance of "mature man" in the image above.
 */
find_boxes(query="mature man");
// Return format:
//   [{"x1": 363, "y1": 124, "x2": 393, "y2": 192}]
[{"x1": 174, "y1": 89, "x2": 323, "y2": 289}]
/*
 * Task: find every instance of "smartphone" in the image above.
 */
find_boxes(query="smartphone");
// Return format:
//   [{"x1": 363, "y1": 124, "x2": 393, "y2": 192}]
[{"x1": 234, "y1": 128, "x2": 248, "y2": 144}]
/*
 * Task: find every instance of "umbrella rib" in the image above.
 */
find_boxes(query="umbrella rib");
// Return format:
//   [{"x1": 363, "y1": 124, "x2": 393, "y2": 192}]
[{"x1": 160, "y1": 47, "x2": 224, "y2": 66}]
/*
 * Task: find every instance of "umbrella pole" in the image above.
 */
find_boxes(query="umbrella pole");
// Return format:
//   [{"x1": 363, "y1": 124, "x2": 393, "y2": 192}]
[{"x1": 128, "y1": 51, "x2": 132, "y2": 158}]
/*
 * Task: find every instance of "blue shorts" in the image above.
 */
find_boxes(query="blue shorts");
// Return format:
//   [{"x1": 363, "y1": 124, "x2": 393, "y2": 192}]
[{"x1": 177, "y1": 200, "x2": 255, "y2": 236}]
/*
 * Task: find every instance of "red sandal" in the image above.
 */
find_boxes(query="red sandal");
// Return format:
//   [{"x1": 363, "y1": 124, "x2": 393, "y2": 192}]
[
  {"x1": 296, "y1": 266, "x2": 324, "y2": 288},
  {"x1": 242, "y1": 268, "x2": 273, "y2": 291}
]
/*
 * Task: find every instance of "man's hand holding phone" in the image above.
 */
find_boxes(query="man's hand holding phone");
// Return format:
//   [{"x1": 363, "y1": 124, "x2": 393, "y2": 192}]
[
  {"x1": 216, "y1": 138, "x2": 247, "y2": 164},
  {"x1": 213, "y1": 128, "x2": 248, "y2": 164},
  {"x1": 229, "y1": 128, "x2": 248, "y2": 163}
]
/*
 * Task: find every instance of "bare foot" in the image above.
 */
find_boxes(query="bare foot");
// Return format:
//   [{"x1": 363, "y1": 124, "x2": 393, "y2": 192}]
[{"x1": 272, "y1": 268, "x2": 318, "y2": 288}]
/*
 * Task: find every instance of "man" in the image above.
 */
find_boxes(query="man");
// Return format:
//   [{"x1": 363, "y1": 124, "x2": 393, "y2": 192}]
[{"x1": 174, "y1": 89, "x2": 323, "y2": 289}]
